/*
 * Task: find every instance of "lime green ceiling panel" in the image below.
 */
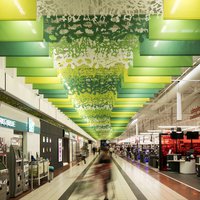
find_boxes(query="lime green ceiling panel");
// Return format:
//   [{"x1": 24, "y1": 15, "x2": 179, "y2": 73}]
[
  {"x1": 114, "y1": 101, "x2": 146, "y2": 105},
  {"x1": 140, "y1": 38, "x2": 200, "y2": 56},
  {"x1": 117, "y1": 93, "x2": 154, "y2": 98},
  {"x1": 64, "y1": 112, "x2": 80, "y2": 118},
  {"x1": 6, "y1": 57, "x2": 53, "y2": 68},
  {"x1": 17, "y1": 68, "x2": 57, "y2": 77},
  {"x1": 56, "y1": 105, "x2": 74, "y2": 108},
  {"x1": 128, "y1": 68, "x2": 181, "y2": 76},
  {"x1": 124, "y1": 75, "x2": 172, "y2": 84},
  {"x1": 25, "y1": 77, "x2": 61, "y2": 84},
  {"x1": 133, "y1": 48, "x2": 192, "y2": 67},
  {"x1": 51, "y1": 102, "x2": 72, "y2": 106},
  {"x1": 44, "y1": 94, "x2": 68, "y2": 98},
  {"x1": 121, "y1": 81, "x2": 165, "y2": 89},
  {"x1": 71, "y1": 119, "x2": 87, "y2": 123},
  {"x1": 149, "y1": 15, "x2": 200, "y2": 40},
  {"x1": 115, "y1": 98, "x2": 150, "y2": 102},
  {"x1": 0, "y1": 0, "x2": 36, "y2": 20},
  {"x1": 48, "y1": 98, "x2": 71, "y2": 103},
  {"x1": 0, "y1": 42, "x2": 49, "y2": 57},
  {"x1": 111, "y1": 112, "x2": 136, "y2": 117},
  {"x1": 114, "y1": 102, "x2": 145, "y2": 108},
  {"x1": 33, "y1": 84, "x2": 64, "y2": 90},
  {"x1": 111, "y1": 120, "x2": 129, "y2": 124},
  {"x1": 112, "y1": 107, "x2": 140, "y2": 112},
  {"x1": 118, "y1": 88, "x2": 160, "y2": 94},
  {"x1": 0, "y1": 18, "x2": 43, "y2": 41},
  {"x1": 164, "y1": 0, "x2": 200, "y2": 20}
]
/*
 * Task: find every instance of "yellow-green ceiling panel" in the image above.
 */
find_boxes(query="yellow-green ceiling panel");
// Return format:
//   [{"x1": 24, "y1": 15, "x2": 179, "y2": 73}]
[
  {"x1": 0, "y1": 0, "x2": 36, "y2": 20},
  {"x1": 25, "y1": 77, "x2": 61, "y2": 84},
  {"x1": 0, "y1": 18, "x2": 43, "y2": 41},
  {"x1": 164, "y1": 0, "x2": 200, "y2": 20}
]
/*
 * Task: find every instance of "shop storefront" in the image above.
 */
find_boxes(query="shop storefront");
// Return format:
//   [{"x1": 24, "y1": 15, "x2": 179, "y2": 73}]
[
  {"x1": 40, "y1": 120, "x2": 64, "y2": 170},
  {"x1": 69, "y1": 132, "x2": 78, "y2": 162},
  {"x1": 63, "y1": 130, "x2": 70, "y2": 166}
]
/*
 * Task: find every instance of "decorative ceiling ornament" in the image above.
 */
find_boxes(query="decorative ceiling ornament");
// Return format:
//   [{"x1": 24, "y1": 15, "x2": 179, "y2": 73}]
[
  {"x1": 37, "y1": 0, "x2": 163, "y2": 18},
  {"x1": 59, "y1": 66, "x2": 123, "y2": 95},
  {"x1": 44, "y1": 15, "x2": 148, "y2": 42},
  {"x1": 51, "y1": 35, "x2": 137, "y2": 60}
]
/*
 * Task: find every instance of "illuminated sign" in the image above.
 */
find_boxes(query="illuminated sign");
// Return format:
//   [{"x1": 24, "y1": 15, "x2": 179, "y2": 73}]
[{"x1": 0, "y1": 116, "x2": 15, "y2": 128}]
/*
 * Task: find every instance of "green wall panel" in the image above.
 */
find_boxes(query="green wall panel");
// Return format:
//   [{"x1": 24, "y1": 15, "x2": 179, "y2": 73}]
[
  {"x1": 117, "y1": 93, "x2": 154, "y2": 98},
  {"x1": 17, "y1": 68, "x2": 57, "y2": 77},
  {"x1": 140, "y1": 38, "x2": 200, "y2": 56},
  {"x1": 0, "y1": 42, "x2": 49, "y2": 57},
  {"x1": 0, "y1": 18, "x2": 43, "y2": 41},
  {"x1": 133, "y1": 48, "x2": 192, "y2": 67},
  {"x1": 7, "y1": 57, "x2": 53, "y2": 68},
  {"x1": 128, "y1": 67, "x2": 181, "y2": 76},
  {"x1": 118, "y1": 88, "x2": 160, "y2": 94},
  {"x1": 149, "y1": 15, "x2": 200, "y2": 40}
]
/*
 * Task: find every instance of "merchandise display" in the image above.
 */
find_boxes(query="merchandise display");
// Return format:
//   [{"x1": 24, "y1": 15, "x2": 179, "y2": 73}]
[{"x1": 0, "y1": 162, "x2": 9, "y2": 200}]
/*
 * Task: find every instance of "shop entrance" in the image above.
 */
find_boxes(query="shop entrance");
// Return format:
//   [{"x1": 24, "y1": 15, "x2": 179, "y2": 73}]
[{"x1": 63, "y1": 138, "x2": 69, "y2": 166}]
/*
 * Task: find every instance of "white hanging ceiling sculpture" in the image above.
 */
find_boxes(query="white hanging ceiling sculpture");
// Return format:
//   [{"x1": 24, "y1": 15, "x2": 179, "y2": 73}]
[{"x1": 37, "y1": 0, "x2": 163, "y2": 18}]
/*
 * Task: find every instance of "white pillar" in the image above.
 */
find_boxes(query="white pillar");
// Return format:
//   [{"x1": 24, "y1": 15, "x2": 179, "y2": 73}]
[{"x1": 177, "y1": 91, "x2": 182, "y2": 120}]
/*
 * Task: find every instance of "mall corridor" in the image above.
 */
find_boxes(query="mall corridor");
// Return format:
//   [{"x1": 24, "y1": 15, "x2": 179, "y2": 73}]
[{"x1": 19, "y1": 155, "x2": 200, "y2": 200}]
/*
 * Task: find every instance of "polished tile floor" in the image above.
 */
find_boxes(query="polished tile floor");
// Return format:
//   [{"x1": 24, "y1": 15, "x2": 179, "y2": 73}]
[{"x1": 20, "y1": 155, "x2": 199, "y2": 200}]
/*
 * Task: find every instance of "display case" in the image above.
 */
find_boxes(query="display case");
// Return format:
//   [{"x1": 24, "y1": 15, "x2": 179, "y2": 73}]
[
  {"x1": 7, "y1": 145, "x2": 23, "y2": 197},
  {"x1": 29, "y1": 159, "x2": 49, "y2": 190}
]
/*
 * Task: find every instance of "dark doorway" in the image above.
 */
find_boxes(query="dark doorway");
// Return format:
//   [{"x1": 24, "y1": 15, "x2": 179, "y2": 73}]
[{"x1": 63, "y1": 138, "x2": 70, "y2": 165}]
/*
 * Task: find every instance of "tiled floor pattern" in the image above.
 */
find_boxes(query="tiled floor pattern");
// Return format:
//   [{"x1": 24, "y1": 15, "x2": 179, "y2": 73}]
[{"x1": 19, "y1": 155, "x2": 197, "y2": 200}]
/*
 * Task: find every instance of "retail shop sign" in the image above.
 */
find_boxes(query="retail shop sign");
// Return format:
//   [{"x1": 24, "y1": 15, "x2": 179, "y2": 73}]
[
  {"x1": 190, "y1": 106, "x2": 200, "y2": 119},
  {"x1": 0, "y1": 116, "x2": 16, "y2": 128},
  {"x1": 27, "y1": 118, "x2": 35, "y2": 133}
]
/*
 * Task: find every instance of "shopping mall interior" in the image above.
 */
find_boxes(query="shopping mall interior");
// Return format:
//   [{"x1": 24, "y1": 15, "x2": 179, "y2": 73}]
[{"x1": 0, "y1": 0, "x2": 200, "y2": 200}]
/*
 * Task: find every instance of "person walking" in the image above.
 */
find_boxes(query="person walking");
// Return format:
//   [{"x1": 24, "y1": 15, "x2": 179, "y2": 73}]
[
  {"x1": 81, "y1": 146, "x2": 87, "y2": 164},
  {"x1": 92, "y1": 146, "x2": 96, "y2": 155},
  {"x1": 95, "y1": 147, "x2": 112, "y2": 200}
]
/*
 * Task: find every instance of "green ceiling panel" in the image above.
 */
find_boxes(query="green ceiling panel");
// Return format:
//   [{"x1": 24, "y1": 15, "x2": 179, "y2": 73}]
[
  {"x1": 111, "y1": 124, "x2": 127, "y2": 127},
  {"x1": 0, "y1": 0, "x2": 36, "y2": 21},
  {"x1": 121, "y1": 81, "x2": 166, "y2": 89},
  {"x1": 118, "y1": 88, "x2": 160, "y2": 94},
  {"x1": 133, "y1": 48, "x2": 192, "y2": 67},
  {"x1": 111, "y1": 117, "x2": 131, "y2": 121},
  {"x1": 0, "y1": 42, "x2": 49, "y2": 57},
  {"x1": 39, "y1": 90, "x2": 67, "y2": 94},
  {"x1": 149, "y1": 15, "x2": 200, "y2": 40},
  {"x1": 128, "y1": 68, "x2": 181, "y2": 76},
  {"x1": 43, "y1": 94, "x2": 68, "y2": 98},
  {"x1": 17, "y1": 68, "x2": 57, "y2": 77},
  {"x1": 59, "y1": 108, "x2": 77, "y2": 112},
  {"x1": 51, "y1": 101, "x2": 72, "y2": 106},
  {"x1": 0, "y1": 18, "x2": 43, "y2": 41},
  {"x1": 117, "y1": 93, "x2": 155, "y2": 98},
  {"x1": 140, "y1": 38, "x2": 200, "y2": 56},
  {"x1": 6, "y1": 57, "x2": 53, "y2": 68},
  {"x1": 112, "y1": 108, "x2": 140, "y2": 112},
  {"x1": 33, "y1": 84, "x2": 64, "y2": 90},
  {"x1": 114, "y1": 101, "x2": 146, "y2": 105}
]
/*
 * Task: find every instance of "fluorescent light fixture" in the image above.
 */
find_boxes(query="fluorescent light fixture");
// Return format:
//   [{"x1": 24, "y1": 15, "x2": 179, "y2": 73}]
[
  {"x1": 154, "y1": 41, "x2": 159, "y2": 47},
  {"x1": 39, "y1": 42, "x2": 46, "y2": 48},
  {"x1": 14, "y1": 0, "x2": 25, "y2": 15},
  {"x1": 31, "y1": 28, "x2": 37, "y2": 34},
  {"x1": 171, "y1": 0, "x2": 181, "y2": 14}
]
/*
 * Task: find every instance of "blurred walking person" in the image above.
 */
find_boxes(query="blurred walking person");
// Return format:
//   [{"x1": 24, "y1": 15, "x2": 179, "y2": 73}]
[{"x1": 95, "y1": 147, "x2": 112, "y2": 200}]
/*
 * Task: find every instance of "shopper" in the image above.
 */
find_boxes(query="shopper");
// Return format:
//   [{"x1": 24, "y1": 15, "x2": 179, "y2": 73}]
[
  {"x1": 95, "y1": 147, "x2": 112, "y2": 200},
  {"x1": 92, "y1": 146, "x2": 96, "y2": 155},
  {"x1": 81, "y1": 147, "x2": 87, "y2": 164}
]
